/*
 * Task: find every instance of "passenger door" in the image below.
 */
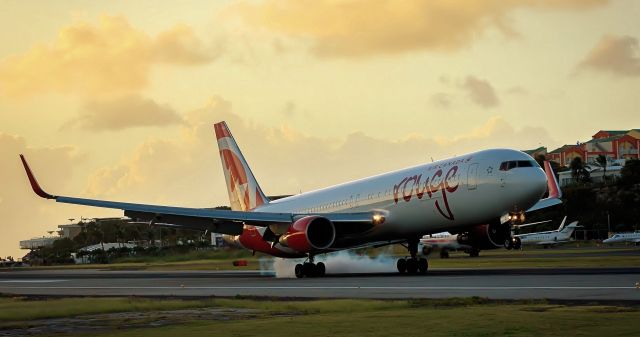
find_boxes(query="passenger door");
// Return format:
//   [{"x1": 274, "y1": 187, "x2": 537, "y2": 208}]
[{"x1": 467, "y1": 163, "x2": 479, "y2": 190}]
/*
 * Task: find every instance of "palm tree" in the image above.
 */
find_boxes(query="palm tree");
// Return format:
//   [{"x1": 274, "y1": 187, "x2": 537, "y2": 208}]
[
  {"x1": 570, "y1": 157, "x2": 590, "y2": 184},
  {"x1": 596, "y1": 154, "x2": 608, "y2": 184}
]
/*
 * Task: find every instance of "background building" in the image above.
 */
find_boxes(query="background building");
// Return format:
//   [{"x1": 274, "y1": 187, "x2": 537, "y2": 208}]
[{"x1": 544, "y1": 129, "x2": 639, "y2": 167}]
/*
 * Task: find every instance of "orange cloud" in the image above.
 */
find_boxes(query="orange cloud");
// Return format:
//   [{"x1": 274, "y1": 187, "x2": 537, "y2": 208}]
[
  {"x1": 0, "y1": 133, "x2": 84, "y2": 259},
  {"x1": 577, "y1": 35, "x2": 640, "y2": 76},
  {"x1": 0, "y1": 16, "x2": 217, "y2": 98},
  {"x1": 229, "y1": 0, "x2": 607, "y2": 58},
  {"x1": 85, "y1": 95, "x2": 556, "y2": 205},
  {"x1": 64, "y1": 95, "x2": 183, "y2": 131}
]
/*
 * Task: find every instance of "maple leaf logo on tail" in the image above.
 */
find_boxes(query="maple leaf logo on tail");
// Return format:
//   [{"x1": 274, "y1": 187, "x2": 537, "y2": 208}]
[{"x1": 214, "y1": 122, "x2": 269, "y2": 211}]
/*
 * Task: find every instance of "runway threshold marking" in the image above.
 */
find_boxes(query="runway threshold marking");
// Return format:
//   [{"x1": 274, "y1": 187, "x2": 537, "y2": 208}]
[{"x1": 0, "y1": 286, "x2": 636, "y2": 290}]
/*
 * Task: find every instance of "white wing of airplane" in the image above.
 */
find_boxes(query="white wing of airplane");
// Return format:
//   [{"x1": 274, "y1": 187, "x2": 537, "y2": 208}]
[
  {"x1": 514, "y1": 219, "x2": 553, "y2": 229},
  {"x1": 19, "y1": 155, "x2": 378, "y2": 236},
  {"x1": 535, "y1": 240, "x2": 565, "y2": 246}
]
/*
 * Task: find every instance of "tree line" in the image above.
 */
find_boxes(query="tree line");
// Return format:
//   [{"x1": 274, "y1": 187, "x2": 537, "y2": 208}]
[{"x1": 528, "y1": 158, "x2": 640, "y2": 238}]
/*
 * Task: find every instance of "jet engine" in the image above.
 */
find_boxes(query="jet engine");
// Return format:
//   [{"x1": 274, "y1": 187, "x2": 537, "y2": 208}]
[
  {"x1": 458, "y1": 222, "x2": 511, "y2": 250},
  {"x1": 278, "y1": 216, "x2": 336, "y2": 253}
]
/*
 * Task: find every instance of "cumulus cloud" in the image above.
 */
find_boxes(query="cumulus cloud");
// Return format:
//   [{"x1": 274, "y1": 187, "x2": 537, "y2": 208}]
[
  {"x1": 429, "y1": 92, "x2": 452, "y2": 109},
  {"x1": 64, "y1": 95, "x2": 183, "y2": 131},
  {"x1": 85, "y1": 95, "x2": 555, "y2": 206},
  {"x1": 462, "y1": 76, "x2": 499, "y2": 108},
  {"x1": 576, "y1": 35, "x2": 640, "y2": 76},
  {"x1": 0, "y1": 16, "x2": 218, "y2": 98},
  {"x1": 229, "y1": 0, "x2": 607, "y2": 58}
]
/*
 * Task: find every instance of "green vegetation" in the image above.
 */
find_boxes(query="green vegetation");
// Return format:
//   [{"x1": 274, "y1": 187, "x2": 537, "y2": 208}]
[
  {"x1": 18, "y1": 245, "x2": 639, "y2": 271},
  {"x1": 0, "y1": 297, "x2": 216, "y2": 322},
  {"x1": 427, "y1": 254, "x2": 640, "y2": 269},
  {"x1": 526, "y1": 159, "x2": 640, "y2": 239},
  {"x1": 1, "y1": 297, "x2": 637, "y2": 337},
  {"x1": 96, "y1": 304, "x2": 637, "y2": 337}
]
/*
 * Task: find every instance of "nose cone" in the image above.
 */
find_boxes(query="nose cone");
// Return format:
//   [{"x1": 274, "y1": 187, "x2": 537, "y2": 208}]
[{"x1": 507, "y1": 167, "x2": 548, "y2": 210}]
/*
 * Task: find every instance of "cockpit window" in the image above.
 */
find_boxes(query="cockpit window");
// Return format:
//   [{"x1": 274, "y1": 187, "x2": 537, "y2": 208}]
[
  {"x1": 499, "y1": 160, "x2": 539, "y2": 171},
  {"x1": 517, "y1": 161, "x2": 533, "y2": 167}
]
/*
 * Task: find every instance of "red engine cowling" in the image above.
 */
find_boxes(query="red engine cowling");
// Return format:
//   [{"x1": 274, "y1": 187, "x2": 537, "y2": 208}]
[
  {"x1": 278, "y1": 216, "x2": 336, "y2": 253},
  {"x1": 458, "y1": 222, "x2": 510, "y2": 250}
]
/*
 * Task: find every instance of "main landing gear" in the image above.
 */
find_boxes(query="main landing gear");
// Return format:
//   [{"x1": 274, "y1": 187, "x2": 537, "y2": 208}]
[
  {"x1": 294, "y1": 255, "x2": 326, "y2": 278},
  {"x1": 397, "y1": 237, "x2": 429, "y2": 275},
  {"x1": 504, "y1": 237, "x2": 522, "y2": 250}
]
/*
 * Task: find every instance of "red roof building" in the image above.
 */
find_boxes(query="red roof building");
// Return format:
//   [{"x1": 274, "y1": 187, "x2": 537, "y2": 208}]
[
  {"x1": 547, "y1": 129, "x2": 639, "y2": 167},
  {"x1": 584, "y1": 130, "x2": 640, "y2": 164},
  {"x1": 548, "y1": 144, "x2": 586, "y2": 167}
]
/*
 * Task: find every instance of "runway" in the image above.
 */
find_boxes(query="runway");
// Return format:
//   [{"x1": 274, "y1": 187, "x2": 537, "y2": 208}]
[{"x1": 1, "y1": 268, "x2": 639, "y2": 301}]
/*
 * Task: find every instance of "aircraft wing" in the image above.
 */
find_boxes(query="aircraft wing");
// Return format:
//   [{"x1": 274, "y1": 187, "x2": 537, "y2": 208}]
[
  {"x1": 526, "y1": 161, "x2": 562, "y2": 212},
  {"x1": 535, "y1": 240, "x2": 566, "y2": 246},
  {"x1": 20, "y1": 155, "x2": 376, "y2": 235}
]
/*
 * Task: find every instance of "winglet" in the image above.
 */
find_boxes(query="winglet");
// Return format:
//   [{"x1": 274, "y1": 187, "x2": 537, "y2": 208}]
[
  {"x1": 19, "y1": 154, "x2": 55, "y2": 199},
  {"x1": 543, "y1": 161, "x2": 562, "y2": 199}
]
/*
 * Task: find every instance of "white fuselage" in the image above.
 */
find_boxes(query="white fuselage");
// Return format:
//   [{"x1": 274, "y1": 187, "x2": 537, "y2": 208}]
[
  {"x1": 253, "y1": 149, "x2": 547, "y2": 247},
  {"x1": 516, "y1": 222, "x2": 579, "y2": 246},
  {"x1": 420, "y1": 232, "x2": 469, "y2": 250},
  {"x1": 603, "y1": 232, "x2": 640, "y2": 244}
]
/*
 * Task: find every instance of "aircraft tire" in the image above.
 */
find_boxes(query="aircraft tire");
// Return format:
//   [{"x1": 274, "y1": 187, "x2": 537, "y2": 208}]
[
  {"x1": 440, "y1": 250, "x2": 450, "y2": 259},
  {"x1": 513, "y1": 237, "x2": 522, "y2": 250},
  {"x1": 295, "y1": 264, "x2": 304, "y2": 278},
  {"x1": 504, "y1": 239, "x2": 514, "y2": 250},
  {"x1": 418, "y1": 258, "x2": 428, "y2": 274},
  {"x1": 316, "y1": 262, "x2": 326, "y2": 277},
  {"x1": 397, "y1": 258, "x2": 407, "y2": 274}
]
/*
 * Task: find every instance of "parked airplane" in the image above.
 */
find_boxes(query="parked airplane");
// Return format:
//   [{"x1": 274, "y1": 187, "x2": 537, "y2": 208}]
[
  {"x1": 419, "y1": 217, "x2": 572, "y2": 258},
  {"x1": 20, "y1": 121, "x2": 561, "y2": 278},
  {"x1": 603, "y1": 232, "x2": 640, "y2": 245},
  {"x1": 420, "y1": 232, "x2": 478, "y2": 258},
  {"x1": 515, "y1": 216, "x2": 580, "y2": 248}
]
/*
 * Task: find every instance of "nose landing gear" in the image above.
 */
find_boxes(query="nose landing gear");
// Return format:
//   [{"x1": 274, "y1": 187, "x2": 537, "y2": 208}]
[{"x1": 397, "y1": 237, "x2": 429, "y2": 275}]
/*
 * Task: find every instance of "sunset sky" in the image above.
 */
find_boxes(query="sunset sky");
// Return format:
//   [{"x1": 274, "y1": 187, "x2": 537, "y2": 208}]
[{"x1": 1, "y1": 0, "x2": 639, "y2": 258}]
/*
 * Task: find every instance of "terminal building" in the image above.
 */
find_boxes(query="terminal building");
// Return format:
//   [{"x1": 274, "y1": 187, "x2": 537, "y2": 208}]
[{"x1": 19, "y1": 222, "x2": 84, "y2": 250}]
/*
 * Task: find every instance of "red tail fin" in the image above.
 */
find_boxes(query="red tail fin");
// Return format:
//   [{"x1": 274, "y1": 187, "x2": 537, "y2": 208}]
[
  {"x1": 544, "y1": 161, "x2": 561, "y2": 199},
  {"x1": 214, "y1": 122, "x2": 269, "y2": 211}
]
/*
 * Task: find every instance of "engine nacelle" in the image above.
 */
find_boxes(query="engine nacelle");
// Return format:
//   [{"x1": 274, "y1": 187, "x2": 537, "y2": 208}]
[
  {"x1": 458, "y1": 222, "x2": 511, "y2": 250},
  {"x1": 278, "y1": 216, "x2": 336, "y2": 253}
]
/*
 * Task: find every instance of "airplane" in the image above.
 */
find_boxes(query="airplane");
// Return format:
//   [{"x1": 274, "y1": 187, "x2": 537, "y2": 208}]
[
  {"x1": 420, "y1": 232, "x2": 475, "y2": 258},
  {"x1": 515, "y1": 216, "x2": 580, "y2": 248},
  {"x1": 19, "y1": 121, "x2": 561, "y2": 278},
  {"x1": 418, "y1": 217, "x2": 571, "y2": 258},
  {"x1": 603, "y1": 232, "x2": 640, "y2": 245}
]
